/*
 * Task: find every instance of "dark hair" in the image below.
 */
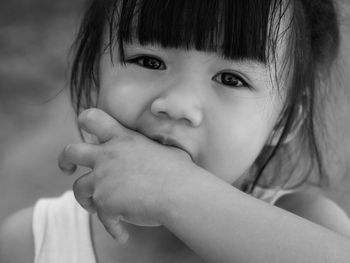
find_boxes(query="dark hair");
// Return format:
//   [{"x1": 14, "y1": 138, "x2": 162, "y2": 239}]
[{"x1": 70, "y1": 0, "x2": 340, "y2": 193}]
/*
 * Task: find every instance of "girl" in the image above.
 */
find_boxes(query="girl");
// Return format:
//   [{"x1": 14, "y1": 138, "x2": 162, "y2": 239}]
[{"x1": 1, "y1": 0, "x2": 350, "y2": 262}]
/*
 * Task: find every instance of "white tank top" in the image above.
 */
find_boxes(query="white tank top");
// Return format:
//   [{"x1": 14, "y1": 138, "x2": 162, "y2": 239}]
[
  {"x1": 32, "y1": 188, "x2": 296, "y2": 263},
  {"x1": 32, "y1": 191, "x2": 96, "y2": 263}
]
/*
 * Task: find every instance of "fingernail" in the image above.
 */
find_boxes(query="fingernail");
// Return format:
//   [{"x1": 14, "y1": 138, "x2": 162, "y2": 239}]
[
  {"x1": 108, "y1": 224, "x2": 129, "y2": 244},
  {"x1": 85, "y1": 108, "x2": 96, "y2": 120},
  {"x1": 59, "y1": 163, "x2": 77, "y2": 175},
  {"x1": 117, "y1": 231, "x2": 129, "y2": 244},
  {"x1": 65, "y1": 143, "x2": 72, "y2": 150},
  {"x1": 65, "y1": 164, "x2": 77, "y2": 174}
]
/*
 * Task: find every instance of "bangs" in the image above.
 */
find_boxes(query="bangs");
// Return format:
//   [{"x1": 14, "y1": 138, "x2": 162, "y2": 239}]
[{"x1": 105, "y1": 0, "x2": 290, "y2": 63}]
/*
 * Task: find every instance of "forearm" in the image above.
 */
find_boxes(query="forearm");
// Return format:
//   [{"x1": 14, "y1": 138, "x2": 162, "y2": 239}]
[{"x1": 162, "y1": 169, "x2": 350, "y2": 263}]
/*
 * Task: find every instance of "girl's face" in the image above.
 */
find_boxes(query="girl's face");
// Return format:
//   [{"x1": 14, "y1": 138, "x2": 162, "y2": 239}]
[{"x1": 98, "y1": 43, "x2": 286, "y2": 184}]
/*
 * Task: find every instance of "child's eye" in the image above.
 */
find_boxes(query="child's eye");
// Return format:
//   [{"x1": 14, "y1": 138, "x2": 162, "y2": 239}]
[
  {"x1": 126, "y1": 55, "x2": 166, "y2": 70},
  {"x1": 212, "y1": 72, "x2": 249, "y2": 89}
]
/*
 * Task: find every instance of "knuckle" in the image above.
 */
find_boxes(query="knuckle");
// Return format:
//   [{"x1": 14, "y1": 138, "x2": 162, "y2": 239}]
[
  {"x1": 121, "y1": 134, "x2": 134, "y2": 142},
  {"x1": 101, "y1": 146, "x2": 118, "y2": 160}
]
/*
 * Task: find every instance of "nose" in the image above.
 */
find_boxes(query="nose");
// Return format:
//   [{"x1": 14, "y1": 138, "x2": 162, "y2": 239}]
[{"x1": 150, "y1": 80, "x2": 203, "y2": 127}]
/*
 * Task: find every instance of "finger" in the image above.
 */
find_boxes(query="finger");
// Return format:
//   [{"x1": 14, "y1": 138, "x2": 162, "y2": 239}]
[
  {"x1": 73, "y1": 171, "x2": 96, "y2": 213},
  {"x1": 97, "y1": 213, "x2": 129, "y2": 244},
  {"x1": 78, "y1": 108, "x2": 124, "y2": 143},
  {"x1": 58, "y1": 143, "x2": 99, "y2": 174}
]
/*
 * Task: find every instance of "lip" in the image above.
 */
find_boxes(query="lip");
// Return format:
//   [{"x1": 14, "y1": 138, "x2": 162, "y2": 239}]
[{"x1": 151, "y1": 134, "x2": 193, "y2": 162}]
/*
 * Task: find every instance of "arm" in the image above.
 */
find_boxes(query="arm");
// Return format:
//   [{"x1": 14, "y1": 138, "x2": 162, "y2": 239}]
[
  {"x1": 62, "y1": 109, "x2": 350, "y2": 263},
  {"x1": 0, "y1": 208, "x2": 35, "y2": 263},
  {"x1": 162, "y1": 168, "x2": 350, "y2": 263}
]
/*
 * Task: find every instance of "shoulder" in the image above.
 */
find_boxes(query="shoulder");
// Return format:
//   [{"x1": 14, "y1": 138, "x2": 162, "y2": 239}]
[
  {"x1": 0, "y1": 207, "x2": 35, "y2": 263},
  {"x1": 275, "y1": 191, "x2": 350, "y2": 236}
]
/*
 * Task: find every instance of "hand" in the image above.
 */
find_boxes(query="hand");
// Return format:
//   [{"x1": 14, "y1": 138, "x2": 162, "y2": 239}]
[{"x1": 58, "y1": 108, "x2": 195, "y2": 243}]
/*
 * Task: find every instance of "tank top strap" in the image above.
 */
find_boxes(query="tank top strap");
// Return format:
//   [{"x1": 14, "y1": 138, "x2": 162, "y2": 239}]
[
  {"x1": 253, "y1": 186, "x2": 298, "y2": 205},
  {"x1": 32, "y1": 191, "x2": 96, "y2": 263}
]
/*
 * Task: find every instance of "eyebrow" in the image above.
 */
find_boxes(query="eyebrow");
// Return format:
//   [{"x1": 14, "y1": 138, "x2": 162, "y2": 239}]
[
  {"x1": 221, "y1": 56, "x2": 267, "y2": 68},
  {"x1": 122, "y1": 42, "x2": 161, "y2": 53},
  {"x1": 221, "y1": 57, "x2": 274, "y2": 86},
  {"x1": 215, "y1": 56, "x2": 269, "y2": 76}
]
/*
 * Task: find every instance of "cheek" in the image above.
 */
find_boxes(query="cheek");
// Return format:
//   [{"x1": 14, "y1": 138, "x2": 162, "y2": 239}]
[
  {"x1": 202, "y1": 124, "x2": 268, "y2": 184},
  {"x1": 97, "y1": 68, "x2": 152, "y2": 128},
  {"x1": 200, "y1": 99, "x2": 281, "y2": 183},
  {"x1": 98, "y1": 85, "x2": 138, "y2": 126}
]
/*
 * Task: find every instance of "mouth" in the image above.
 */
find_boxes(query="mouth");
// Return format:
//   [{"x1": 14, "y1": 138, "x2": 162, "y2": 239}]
[{"x1": 151, "y1": 134, "x2": 193, "y2": 162}]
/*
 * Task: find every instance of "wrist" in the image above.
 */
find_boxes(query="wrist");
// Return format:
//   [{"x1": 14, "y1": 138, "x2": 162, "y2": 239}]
[{"x1": 158, "y1": 165, "x2": 220, "y2": 227}]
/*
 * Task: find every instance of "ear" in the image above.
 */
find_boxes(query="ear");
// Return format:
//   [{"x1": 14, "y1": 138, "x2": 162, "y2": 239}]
[{"x1": 267, "y1": 105, "x2": 305, "y2": 146}]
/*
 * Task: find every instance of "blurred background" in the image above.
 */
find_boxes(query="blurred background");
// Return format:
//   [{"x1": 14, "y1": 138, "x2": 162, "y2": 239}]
[
  {"x1": 0, "y1": 0, "x2": 350, "y2": 223},
  {"x1": 0, "y1": 0, "x2": 85, "y2": 222}
]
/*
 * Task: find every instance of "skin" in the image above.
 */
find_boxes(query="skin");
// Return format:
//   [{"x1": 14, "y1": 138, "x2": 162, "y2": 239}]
[
  {"x1": 58, "y1": 43, "x2": 288, "y2": 262},
  {"x1": 55, "y1": 43, "x2": 349, "y2": 263},
  {"x1": 58, "y1": 108, "x2": 350, "y2": 263},
  {"x1": 97, "y1": 43, "x2": 285, "y2": 185},
  {"x1": 1, "y1": 36, "x2": 350, "y2": 263}
]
